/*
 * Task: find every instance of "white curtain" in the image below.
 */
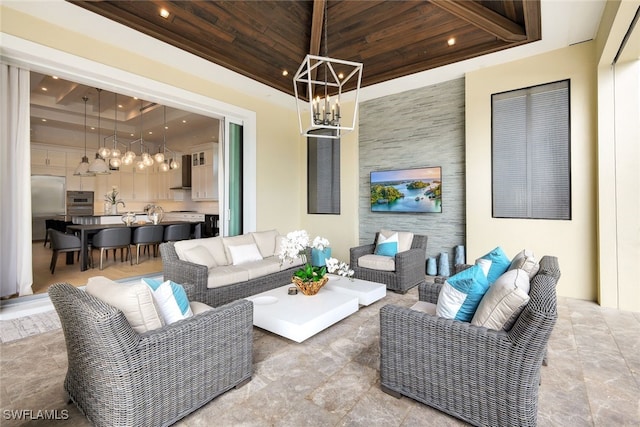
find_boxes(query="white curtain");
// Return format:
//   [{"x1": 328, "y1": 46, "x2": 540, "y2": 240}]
[{"x1": 0, "y1": 64, "x2": 33, "y2": 297}]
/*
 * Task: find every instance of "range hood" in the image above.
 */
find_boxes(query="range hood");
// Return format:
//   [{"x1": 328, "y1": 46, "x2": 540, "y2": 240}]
[{"x1": 170, "y1": 154, "x2": 192, "y2": 190}]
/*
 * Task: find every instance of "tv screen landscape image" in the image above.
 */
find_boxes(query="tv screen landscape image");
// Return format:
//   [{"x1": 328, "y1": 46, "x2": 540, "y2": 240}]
[{"x1": 370, "y1": 166, "x2": 442, "y2": 213}]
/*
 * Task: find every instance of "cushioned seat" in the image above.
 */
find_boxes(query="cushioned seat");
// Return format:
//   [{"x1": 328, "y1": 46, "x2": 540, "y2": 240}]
[
  {"x1": 350, "y1": 230, "x2": 428, "y2": 293},
  {"x1": 48, "y1": 281, "x2": 252, "y2": 427},
  {"x1": 90, "y1": 227, "x2": 132, "y2": 270},
  {"x1": 48, "y1": 229, "x2": 82, "y2": 274},
  {"x1": 379, "y1": 255, "x2": 561, "y2": 427},
  {"x1": 163, "y1": 223, "x2": 191, "y2": 242},
  {"x1": 131, "y1": 225, "x2": 164, "y2": 265}
]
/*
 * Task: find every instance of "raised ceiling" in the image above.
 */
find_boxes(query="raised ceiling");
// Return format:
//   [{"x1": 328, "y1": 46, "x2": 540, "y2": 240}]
[{"x1": 70, "y1": 0, "x2": 541, "y2": 96}]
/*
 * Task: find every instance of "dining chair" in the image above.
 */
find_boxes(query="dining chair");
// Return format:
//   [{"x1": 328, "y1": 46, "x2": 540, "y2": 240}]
[
  {"x1": 90, "y1": 227, "x2": 132, "y2": 270},
  {"x1": 131, "y1": 225, "x2": 164, "y2": 265},
  {"x1": 48, "y1": 229, "x2": 82, "y2": 274},
  {"x1": 163, "y1": 223, "x2": 192, "y2": 242}
]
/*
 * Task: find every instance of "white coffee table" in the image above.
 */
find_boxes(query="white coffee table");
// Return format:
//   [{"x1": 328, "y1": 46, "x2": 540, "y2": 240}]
[
  {"x1": 323, "y1": 274, "x2": 386, "y2": 306},
  {"x1": 246, "y1": 285, "x2": 359, "y2": 343}
]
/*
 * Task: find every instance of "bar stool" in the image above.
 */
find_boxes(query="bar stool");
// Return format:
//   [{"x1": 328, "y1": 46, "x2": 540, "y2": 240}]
[
  {"x1": 90, "y1": 228, "x2": 132, "y2": 270},
  {"x1": 49, "y1": 229, "x2": 82, "y2": 274},
  {"x1": 163, "y1": 223, "x2": 191, "y2": 242},
  {"x1": 131, "y1": 225, "x2": 164, "y2": 265}
]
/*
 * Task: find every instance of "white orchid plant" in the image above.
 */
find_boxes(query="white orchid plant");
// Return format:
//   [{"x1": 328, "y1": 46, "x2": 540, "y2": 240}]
[
  {"x1": 325, "y1": 257, "x2": 355, "y2": 280},
  {"x1": 279, "y1": 230, "x2": 354, "y2": 282},
  {"x1": 104, "y1": 185, "x2": 124, "y2": 206}
]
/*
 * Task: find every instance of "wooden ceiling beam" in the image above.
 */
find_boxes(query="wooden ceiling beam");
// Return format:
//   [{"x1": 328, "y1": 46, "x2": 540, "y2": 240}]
[
  {"x1": 309, "y1": 0, "x2": 326, "y2": 56},
  {"x1": 430, "y1": 0, "x2": 526, "y2": 42}
]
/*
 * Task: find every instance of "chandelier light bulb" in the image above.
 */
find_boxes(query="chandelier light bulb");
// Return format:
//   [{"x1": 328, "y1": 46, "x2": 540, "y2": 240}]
[
  {"x1": 98, "y1": 146, "x2": 111, "y2": 159},
  {"x1": 143, "y1": 154, "x2": 154, "y2": 167},
  {"x1": 111, "y1": 148, "x2": 121, "y2": 158},
  {"x1": 154, "y1": 152, "x2": 165, "y2": 163},
  {"x1": 110, "y1": 157, "x2": 122, "y2": 168},
  {"x1": 136, "y1": 160, "x2": 145, "y2": 170},
  {"x1": 160, "y1": 161, "x2": 170, "y2": 172},
  {"x1": 170, "y1": 159, "x2": 180, "y2": 169}
]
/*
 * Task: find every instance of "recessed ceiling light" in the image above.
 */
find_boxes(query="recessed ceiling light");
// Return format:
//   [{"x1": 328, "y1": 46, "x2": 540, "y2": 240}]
[
  {"x1": 41, "y1": 118, "x2": 47, "y2": 122},
  {"x1": 447, "y1": 37, "x2": 456, "y2": 46},
  {"x1": 282, "y1": 70, "x2": 288, "y2": 76},
  {"x1": 338, "y1": 72, "x2": 344, "y2": 79},
  {"x1": 52, "y1": 76, "x2": 59, "y2": 79},
  {"x1": 148, "y1": 131, "x2": 153, "y2": 135},
  {"x1": 182, "y1": 119, "x2": 187, "y2": 123},
  {"x1": 160, "y1": 8, "x2": 170, "y2": 19},
  {"x1": 118, "y1": 104, "x2": 123, "y2": 108},
  {"x1": 41, "y1": 87, "x2": 47, "y2": 91},
  {"x1": 165, "y1": 126, "x2": 169, "y2": 130},
  {"x1": 91, "y1": 126, "x2": 96, "y2": 130}
]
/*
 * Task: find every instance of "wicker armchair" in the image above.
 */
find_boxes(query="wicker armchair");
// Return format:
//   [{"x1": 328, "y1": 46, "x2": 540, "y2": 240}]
[
  {"x1": 48, "y1": 283, "x2": 252, "y2": 427},
  {"x1": 350, "y1": 233, "x2": 428, "y2": 293},
  {"x1": 380, "y1": 256, "x2": 561, "y2": 427}
]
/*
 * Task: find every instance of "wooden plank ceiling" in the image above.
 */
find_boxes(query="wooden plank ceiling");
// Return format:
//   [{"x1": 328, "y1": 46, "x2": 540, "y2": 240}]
[{"x1": 69, "y1": 0, "x2": 540, "y2": 96}]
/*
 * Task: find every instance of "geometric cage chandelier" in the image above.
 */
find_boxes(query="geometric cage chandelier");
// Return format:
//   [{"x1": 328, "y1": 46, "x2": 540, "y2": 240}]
[{"x1": 293, "y1": 0, "x2": 362, "y2": 139}]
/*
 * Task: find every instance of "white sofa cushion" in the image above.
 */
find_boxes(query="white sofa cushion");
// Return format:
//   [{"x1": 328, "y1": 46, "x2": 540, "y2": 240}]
[
  {"x1": 228, "y1": 243, "x2": 263, "y2": 265},
  {"x1": 358, "y1": 254, "x2": 396, "y2": 271},
  {"x1": 380, "y1": 229, "x2": 414, "y2": 252},
  {"x1": 509, "y1": 249, "x2": 540, "y2": 279},
  {"x1": 182, "y1": 245, "x2": 217, "y2": 269},
  {"x1": 471, "y1": 268, "x2": 531, "y2": 330},
  {"x1": 207, "y1": 265, "x2": 251, "y2": 288},
  {"x1": 242, "y1": 258, "x2": 281, "y2": 279},
  {"x1": 175, "y1": 236, "x2": 228, "y2": 266},
  {"x1": 410, "y1": 301, "x2": 437, "y2": 315},
  {"x1": 252, "y1": 229, "x2": 279, "y2": 258},
  {"x1": 86, "y1": 276, "x2": 164, "y2": 333}
]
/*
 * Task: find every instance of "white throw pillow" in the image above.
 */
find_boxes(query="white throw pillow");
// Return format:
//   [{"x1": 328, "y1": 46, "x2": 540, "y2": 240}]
[
  {"x1": 142, "y1": 278, "x2": 193, "y2": 325},
  {"x1": 86, "y1": 276, "x2": 164, "y2": 333},
  {"x1": 509, "y1": 249, "x2": 540, "y2": 279},
  {"x1": 471, "y1": 268, "x2": 531, "y2": 330},
  {"x1": 380, "y1": 229, "x2": 414, "y2": 252},
  {"x1": 228, "y1": 243, "x2": 263, "y2": 265},
  {"x1": 251, "y1": 229, "x2": 279, "y2": 258},
  {"x1": 183, "y1": 245, "x2": 217, "y2": 269}
]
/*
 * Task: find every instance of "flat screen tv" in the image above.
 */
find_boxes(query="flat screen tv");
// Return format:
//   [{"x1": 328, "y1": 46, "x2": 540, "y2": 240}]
[{"x1": 370, "y1": 166, "x2": 442, "y2": 213}]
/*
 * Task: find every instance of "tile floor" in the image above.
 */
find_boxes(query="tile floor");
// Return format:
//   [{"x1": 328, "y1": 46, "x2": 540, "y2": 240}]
[{"x1": 1, "y1": 287, "x2": 638, "y2": 426}]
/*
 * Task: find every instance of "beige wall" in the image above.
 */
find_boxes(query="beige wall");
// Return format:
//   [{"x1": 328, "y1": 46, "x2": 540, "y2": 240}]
[{"x1": 465, "y1": 42, "x2": 598, "y2": 301}]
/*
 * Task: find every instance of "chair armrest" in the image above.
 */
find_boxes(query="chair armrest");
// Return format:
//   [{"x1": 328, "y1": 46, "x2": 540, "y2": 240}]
[
  {"x1": 380, "y1": 304, "x2": 510, "y2": 362},
  {"x1": 137, "y1": 299, "x2": 253, "y2": 372},
  {"x1": 350, "y1": 243, "x2": 375, "y2": 265},
  {"x1": 160, "y1": 243, "x2": 209, "y2": 290},
  {"x1": 418, "y1": 281, "x2": 442, "y2": 304},
  {"x1": 394, "y1": 248, "x2": 426, "y2": 284}
]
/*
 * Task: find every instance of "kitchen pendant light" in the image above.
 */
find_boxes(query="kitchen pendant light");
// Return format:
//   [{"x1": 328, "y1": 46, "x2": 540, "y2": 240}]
[
  {"x1": 109, "y1": 92, "x2": 122, "y2": 168},
  {"x1": 73, "y1": 96, "x2": 94, "y2": 176},
  {"x1": 88, "y1": 88, "x2": 110, "y2": 174},
  {"x1": 156, "y1": 106, "x2": 168, "y2": 167}
]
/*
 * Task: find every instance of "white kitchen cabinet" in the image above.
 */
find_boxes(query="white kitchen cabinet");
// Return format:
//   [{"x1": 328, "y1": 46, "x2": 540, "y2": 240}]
[
  {"x1": 31, "y1": 146, "x2": 67, "y2": 176},
  {"x1": 191, "y1": 144, "x2": 218, "y2": 201},
  {"x1": 66, "y1": 168, "x2": 96, "y2": 192}
]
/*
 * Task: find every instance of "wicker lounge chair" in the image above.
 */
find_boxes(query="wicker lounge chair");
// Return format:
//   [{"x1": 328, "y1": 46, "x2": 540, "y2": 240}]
[
  {"x1": 379, "y1": 255, "x2": 560, "y2": 427},
  {"x1": 350, "y1": 232, "x2": 428, "y2": 293},
  {"x1": 48, "y1": 282, "x2": 252, "y2": 427}
]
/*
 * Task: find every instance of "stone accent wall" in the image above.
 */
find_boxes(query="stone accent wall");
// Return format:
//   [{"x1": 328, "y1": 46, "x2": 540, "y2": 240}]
[{"x1": 359, "y1": 78, "x2": 466, "y2": 266}]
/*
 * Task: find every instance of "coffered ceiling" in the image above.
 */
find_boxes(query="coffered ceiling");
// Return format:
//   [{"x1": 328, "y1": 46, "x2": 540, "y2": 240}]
[
  {"x1": 30, "y1": 71, "x2": 220, "y2": 153},
  {"x1": 70, "y1": 0, "x2": 541, "y2": 96}
]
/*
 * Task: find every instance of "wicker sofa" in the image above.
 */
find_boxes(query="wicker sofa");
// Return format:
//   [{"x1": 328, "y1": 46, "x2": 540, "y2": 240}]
[
  {"x1": 350, "y1": 231, "x2": 428, "y2": 294},
  {"x1": 379, "y1": 255, "x2": 560, "y2": 427},
  {"x1": 160, "y1": 230, "x2": 302, "y2": 307},
  {"x1": 48, "y1": 282, "x2": 253, "y2": 427}
]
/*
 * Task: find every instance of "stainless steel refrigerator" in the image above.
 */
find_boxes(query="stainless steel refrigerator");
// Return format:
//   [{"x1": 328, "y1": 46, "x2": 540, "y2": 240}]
[{"x1": 31, "y1": 175, "x2": 66, "y2": 241}]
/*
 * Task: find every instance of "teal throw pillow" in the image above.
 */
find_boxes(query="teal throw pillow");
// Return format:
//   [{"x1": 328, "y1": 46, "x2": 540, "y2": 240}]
[
  {"x1": 479, "y1": 246, "x2": 511, "y2": 284},
  {"x1": 375, "y1": 232, "x2": 399, "y2": 257},
  {"x1": 436, "y1": 264, "x2": 490, "y2": 322},
  {"x1": 142, "y1": 278, "x2": 193, "y2": 324}
]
